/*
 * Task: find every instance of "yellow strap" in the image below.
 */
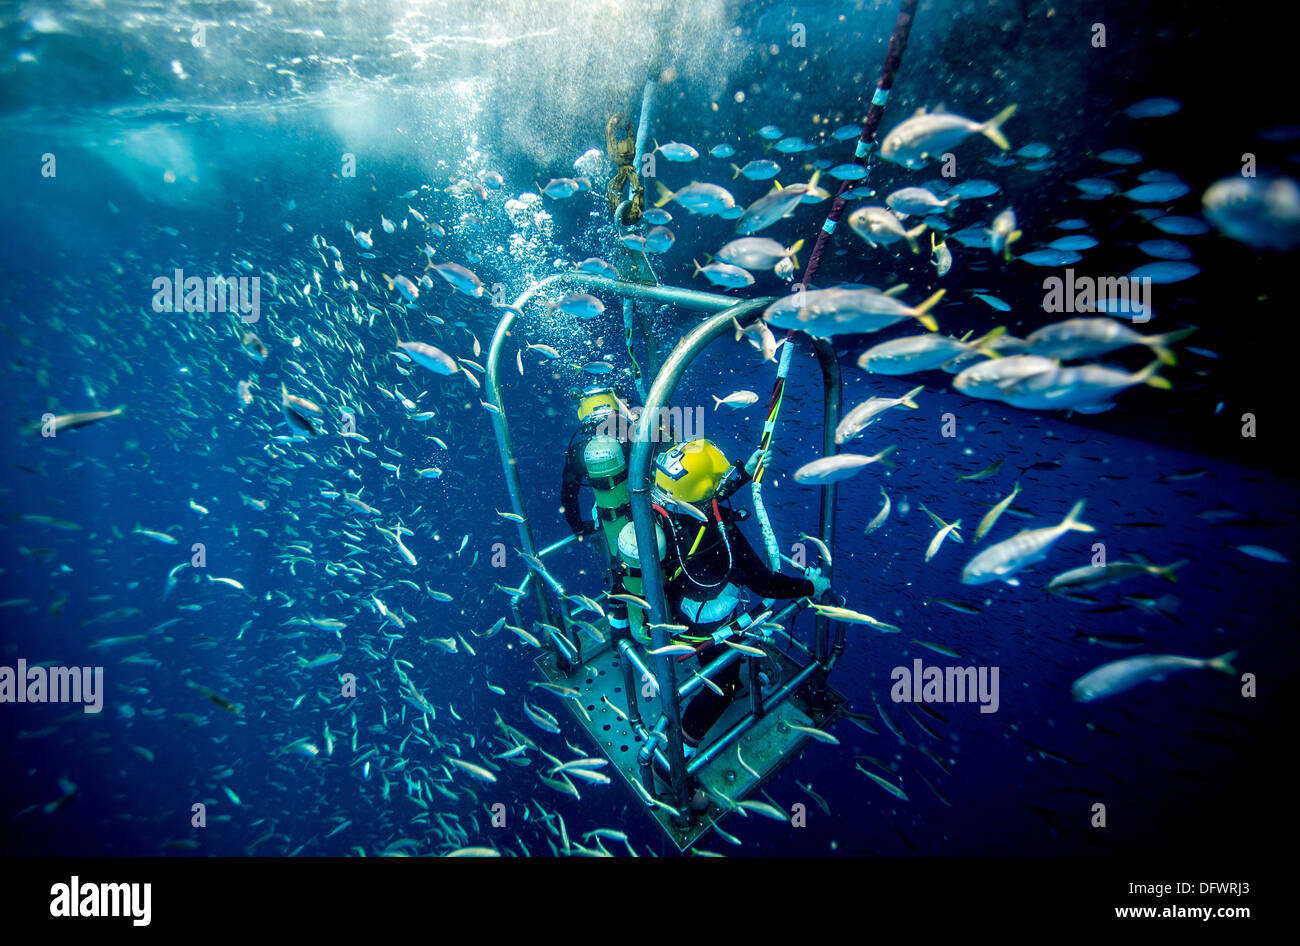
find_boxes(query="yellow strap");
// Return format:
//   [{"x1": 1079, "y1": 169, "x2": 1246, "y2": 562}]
[{"x1": 669, "y1": 525, "x2": 708, "y2": 581}]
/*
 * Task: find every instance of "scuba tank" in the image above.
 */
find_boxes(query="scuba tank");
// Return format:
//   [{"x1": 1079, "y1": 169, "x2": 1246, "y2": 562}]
[
  {"x1": 617, "y1": 521, "x2": 666, "y2": 645},
  {"x1": 583, "y1": 434, "x2": 631, "y2": 562}
]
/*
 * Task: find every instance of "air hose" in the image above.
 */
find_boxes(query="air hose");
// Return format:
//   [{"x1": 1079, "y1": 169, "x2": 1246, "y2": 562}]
[
  {"x1": 750, "y1": 338, "x2": 794, "y2": 570},
  {"x1": 749, "y1": 0, "x2": 920, "y2": 575}
]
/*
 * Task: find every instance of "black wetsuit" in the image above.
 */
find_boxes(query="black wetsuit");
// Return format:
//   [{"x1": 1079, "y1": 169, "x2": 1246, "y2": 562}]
[
  {"x1": 559, "y1": 417, "x2": 632, "y2": 537},
  {"x1": 659, "y1": 487, "x2": 813, "y2": 745}
]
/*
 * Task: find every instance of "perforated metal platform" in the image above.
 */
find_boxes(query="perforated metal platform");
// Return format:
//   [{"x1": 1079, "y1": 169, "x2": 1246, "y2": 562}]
[{"x1": 535, "y1": 634, "x2": 848, "y2": 851}]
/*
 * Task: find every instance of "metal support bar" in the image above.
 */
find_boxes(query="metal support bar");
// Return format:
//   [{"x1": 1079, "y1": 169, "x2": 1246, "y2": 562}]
[
  {"x1": 633, "y1": 79, "x2": 657, "y2": 186},
  {"x1": 616, "y1": 638, "x2": 646, "y2": 732},
  {"x1": 672, "y1": 597, "x2": 808, "y2": 702},
  {"x1": 677, "y1": 646, "x2": 741, "y2": 702},
  {"x1": 686, "y1": 659, "x2": 821, "y2": 777},
  {"x1": 628, "y1": 298, "x2": 773, "y2": 810}
]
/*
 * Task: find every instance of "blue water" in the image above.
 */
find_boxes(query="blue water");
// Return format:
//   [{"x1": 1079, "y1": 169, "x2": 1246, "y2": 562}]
[{"x1": 1, "y1": 0, "x2": 1295, "y2": 857}]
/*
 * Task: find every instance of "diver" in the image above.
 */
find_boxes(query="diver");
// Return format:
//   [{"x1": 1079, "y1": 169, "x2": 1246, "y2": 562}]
[
  {"x1": 560, "y1": 385, "x2": 664, "y2": 646},
  {"x1": 559, "y1": 385, "x2": 636, "y2": 541},
  {"x1": 652, "y1": 439, "x2": 831, "y2": 751}
]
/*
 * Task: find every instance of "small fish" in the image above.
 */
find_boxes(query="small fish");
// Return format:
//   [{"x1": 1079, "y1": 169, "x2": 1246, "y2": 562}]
[
  {"x1": 737, "y1": 799, "x2": 788, "y2": 822},
  {"x1": 958, "y1": 459, "x2": 1004, "y2": 481},
  {"x1": 865, "y1": 487, "x2": 891, "y2": 534},
  {"x1": 963, "y1": 500, "x2": 1093, "y2": 585},
  {"x1": 648, "y1": 644, "x2": 697, "y2": 656},
  {"x1": 1235, "y1": 545, "x2": 1288, "y2": 563},
  {"x1": 1046, "y1": 559, "x2": 1187, "y2": 594},
  {"x1": 880, "y1": 104, "x2": 1018, "y2": 170},
  {"x1": 33, "y1": 406, "x2": 125, "y2": 434},
  {"x1": 133, "y1": 525, "x2": 178, "y2": 545},
  {"x1": 549, "y1": 293, "x2": 606, "y2": 320},
  {"x1": 925, "y1": 519, "x2": 963, "y2": 562},
  {"x1": 429, "y1": 262, "x2": 485, "y2": 297},
  {"x1": 786, "y1": 722, "x2": 839, "y2": 745},
  {"x1": 930, "y1": 232, "x2": 952, "y2": 276},
  {"x1": 523, "y1": 701, "x2": 561, "y2": 734},
  {"x1": 799, "y1": 532, "x2": 832, "y2": 566},
  {"x1": 972, "y1": 292, "x2": 1011, "y2": 311},
  {"x1": 1072, "y1": 651, "x2": 1238, "y2": 702},
  {"x1": 538, "y1": 177, "x2": 581, "y2": 199},
  {"x1": 653, "y1": 139, "x2": 700, "y2": 162},
  {"x1": 924, "y1": 596, "x2": 980, "y2": 615},
  {"x1": 690, "y1": 667, "x2": 725, "y2": 697},
  {"x1": 1097, "y1": 148, "x2": 1143, "y2": 165},
  {"x1": 448, "y1": 758, "x2": 498, "y2": 783},
  {"x1": 793, "y1": 447, "x2": 897, "y2": 485},
  {"x1": 835, "y1": 386, "x2": 924, "y2": 444},
  {"x1": 796, "y1": 780, "x2": 832, "y2": 816},
  {"x1": 527, "y1": 343, "x2": 561, "y2": 359},
  {"x1": 856, "y1": 764, "x2": 909, "y2": 801},
  {"x1": 847, "y1": 206, "x2": 928, "y2": 253},
  {"x1": 912, "y1": 638, "x2": 964, "y2": 657},
  {"x1": 973, "y1": 481, "x2": 1022, "y2": 543},
  {"x1": 19, "y1": 515, "x2": 81, "y2": 531},
  {"x1": 574, "y1": 257, "x2": 618, "y2": 279},
  {"x1": 395, "y1": 334, "x2": 458, "y2": 376},
  {"x1": 609, "y1": 592, "x2": 650, "y2": 610},
  {"x1": 693, "y1": 259, "x2": 755, "y2": 288},
  {"x1": 731, "y1": 159, "x2": 781, "y2": 181},
  {"x1": 987, "y1": 207, "x2": 1023, "y2": 260},
  {"x1": 712, "y1": 390, "x2": 759, "y2": 410},
  {"x1": 299, "y1": 653, "x2": 343, "y2": 669},
  {"x1": 811, "y1": 603, "x2": 900, "y2": 632},
  {"x1": 1124, "y1": 97, "x2": 1181, "y2": 118}
]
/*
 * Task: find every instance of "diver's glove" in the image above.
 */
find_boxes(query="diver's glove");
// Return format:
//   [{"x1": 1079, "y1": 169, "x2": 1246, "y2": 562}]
[
  {"x1": 803, "y1": 565, "x2": 831, "y2": 599},
  {"x1": 578, "y1": 520, "x2": 600, "y2": 538},
  {"x1": 744, "y1": 447, "x2": 772, "y2": 477}
]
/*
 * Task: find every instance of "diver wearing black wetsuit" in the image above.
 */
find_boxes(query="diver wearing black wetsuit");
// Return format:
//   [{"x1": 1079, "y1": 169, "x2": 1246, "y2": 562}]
[
  {"x1": 559, "y1": 388, "x2": 635, "y2": 538},
  {"x1": 559, "y1": 423, "x2": 627, "y2": 537},
  {"x1": 657, "y1": 468, "x2": 816, "y2": 746}
]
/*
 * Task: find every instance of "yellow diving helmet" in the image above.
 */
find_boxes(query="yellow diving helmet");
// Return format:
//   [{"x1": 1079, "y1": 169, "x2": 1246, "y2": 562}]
[
  {"x1": 654, "y1": 439, "x2": 731, "y2": 504},
  {"x1": 576, "y1": 386, "x2": 619, "y2": 422}
]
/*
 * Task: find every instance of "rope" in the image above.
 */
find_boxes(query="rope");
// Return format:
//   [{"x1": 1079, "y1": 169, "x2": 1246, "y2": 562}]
[{"x1": 800, "y1": 0, "x2": 920, "y2": 289}]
